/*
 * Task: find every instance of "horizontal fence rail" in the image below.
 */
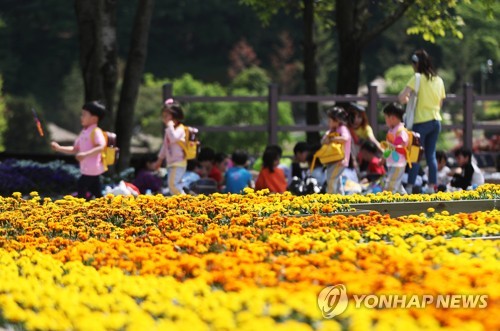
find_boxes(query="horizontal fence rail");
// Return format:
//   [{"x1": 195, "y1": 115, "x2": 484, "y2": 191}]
[{"x1": 163, "y1": 83, "x2": 500, "y2": 150}]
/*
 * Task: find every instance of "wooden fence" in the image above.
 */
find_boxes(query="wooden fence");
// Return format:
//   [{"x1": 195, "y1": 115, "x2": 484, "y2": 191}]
[{"x1": 163, "y1": 83, "x2": 500, "y2": 151}]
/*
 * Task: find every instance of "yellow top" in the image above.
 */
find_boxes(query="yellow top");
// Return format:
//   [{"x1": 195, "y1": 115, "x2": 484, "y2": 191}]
[
  {"x1": 407, "y1": 74, "x2": 446, "y2": 124},
  {"x1": 354, "y1": 125, "x2": 374, "y2": 141}
]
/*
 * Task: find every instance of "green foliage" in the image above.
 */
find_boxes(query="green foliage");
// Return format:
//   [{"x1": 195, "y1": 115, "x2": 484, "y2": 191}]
[
  {"x1": 438, "y1": 1, "x2": 500, "y2": 93},
  {"x1": 2, "y1": 96, "x2": 51, "y2": 153},
  {"x1": 477, "y1": 101, "x2": 500, "y2": 121},
  {"x1": 229, "y1": 66, "x2": 270, "y2": 94},
  {"x1": 383, "y1": 65, "x2": 414, "y2": 95},
  {"x1": 405, "y1": 0, "x2": 495, "y2": 43}
]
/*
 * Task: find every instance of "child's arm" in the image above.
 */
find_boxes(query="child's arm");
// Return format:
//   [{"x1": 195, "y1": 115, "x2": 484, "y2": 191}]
[
  {"x1": 365, "y1": 125, "x2": 383, "y2": 152},
  {"x1": 51, "y1": 142, "x2": 77, "y2": 155},
  {"x1": 165, "y1": 121, "x2": 185, "y2": 142},
  {"x1": 331, "y1": 135, "x2": 348, "y2": 143},
  {"x1": 75, "y1": 144, "x2": 104, "y2": 162}
]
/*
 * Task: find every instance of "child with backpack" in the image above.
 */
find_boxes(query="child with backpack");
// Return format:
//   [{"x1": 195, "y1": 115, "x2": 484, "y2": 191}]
[
  {"x1": 321, "y1": 106, "x2": 352, "y2": 194},
  {"x1": 154, "y1": 98, "x2": 187, "y2": 195},
  {"x1": 381, "y1": 103, "x2": 409, "y2": 194},
  {"x1": 51, "y1": 101, "x2": 107, "y2": 200}
]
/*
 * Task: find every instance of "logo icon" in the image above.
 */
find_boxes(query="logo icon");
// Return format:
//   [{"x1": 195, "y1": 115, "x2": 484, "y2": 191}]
[{"x1": 317, "y1": 284, "x2": 349, "y2": 318}]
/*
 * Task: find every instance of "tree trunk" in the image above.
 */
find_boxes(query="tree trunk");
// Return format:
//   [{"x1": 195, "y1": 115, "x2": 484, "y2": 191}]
[
  {"x1": 74, "y1": 0, "x2": 117, "y2": 130},
  {"x1": 303, "y1": 0, "x2": 321, "y2": 145},
  {"x1": 334, "y1": 0, "x2": 414, "y2": 95},
  {"x1": 336, "y1": 41, "x2": 363, "y2": 95},
  {"x1": 75, "y1": 0, "x2": 103, "y2": 101},
  {"x1": 115, "y1": 0, "x2": 155, "y2": 171},
  {"x1": 334, "y1": 0, "x2": 367, "y2": 95},
  {"x1": 99, "y1": 0, "x2": 118, "y2": 129}
]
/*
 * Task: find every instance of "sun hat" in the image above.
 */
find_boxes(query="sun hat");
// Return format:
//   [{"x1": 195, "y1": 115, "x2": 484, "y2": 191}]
[{"x1": 349, "y1": 102, "x2": 365, "y2": 112}]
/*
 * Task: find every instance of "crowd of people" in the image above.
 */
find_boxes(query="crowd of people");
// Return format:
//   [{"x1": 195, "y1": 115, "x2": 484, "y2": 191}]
[{"x1": 51, "y1": 49, "x2": 486, "y2": 199}]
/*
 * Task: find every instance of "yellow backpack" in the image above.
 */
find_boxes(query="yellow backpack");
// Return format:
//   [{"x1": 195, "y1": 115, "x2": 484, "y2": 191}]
[
  {"x1": 309, "y1": 133, "x2": 345, "y2": 172},
  {"x1": 91, "y1": 128, "x2": 119, "y2": 170},
  {"x1": 389, "y1": 127, "x2": 423, "y2": 168},
  {"x1": 177, "y1": 124, "x2": 199, "y2": 160}
]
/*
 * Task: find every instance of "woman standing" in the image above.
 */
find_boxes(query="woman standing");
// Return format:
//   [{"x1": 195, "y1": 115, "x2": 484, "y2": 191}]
[{"x1": 398, "y1": 49, "x2": 446, "y2": 194}]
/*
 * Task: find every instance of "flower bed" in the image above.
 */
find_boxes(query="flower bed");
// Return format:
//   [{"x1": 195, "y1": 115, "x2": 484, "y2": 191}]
[{"x1": 0, "y1": 185, "x2": 499, "y2": 330}]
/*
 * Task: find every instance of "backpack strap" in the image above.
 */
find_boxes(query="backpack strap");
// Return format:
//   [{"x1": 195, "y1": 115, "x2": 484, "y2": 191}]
[
  {"x1": 395, "y1": 127, "x2": 413, "y2": 168},
  {"x1": 414, "y1": 73, "x2": 421, "y2": 94},
  {"x1": 90, "y1": 127, "x2": 108, "y2": 146},
  {"x1": 90, "y1": 127, "x2": 108, "y2": 170}
]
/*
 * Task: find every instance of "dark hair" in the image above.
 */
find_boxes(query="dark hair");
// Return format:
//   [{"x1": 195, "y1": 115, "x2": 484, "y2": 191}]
[
  {"x1": 262, "y1": 148, "x2": 280, "y2": 172},
  {"x1": 383, "y1": 102, "x2": 405, "y2": 121},
  {"x1": 326, "y1": 106, "x2": 348, "y2": 124},
  {"x1": 412, "y1": 49, "x2": 437, "y2": 80},
  {"x1": 214, "y1": 152, "x2": 227, "y2": 164},
  {"x1": 82, "y1": 100, "x2": 106, "y2": 120},
  {"x1": 360, "y1": 140, "x2": 378, "y2": 154},
  {"x1": 454, "y1": 147, "x2": 472, "y2": 163},
  {"x1": 293, "y1": 142, "x2": 309, "y2": 155},
  {"x1": 186, "y1": 159, "x2": 200, "y2": 171},
  {"x1": 197, "y1": 146, "x2": 215, "y2": 162},
  {"x1": 265, "y1": 144, "x2": 283, "y2": 157},
  {"x1": 231, "y1": 149, "x2": 248, "y2": 166},
  {"x1": 163, "y1": 98, "x2": 184, "y2": 121},
  {"x1": 436, "y1": 150, "x2": 447, "y2": 163},
  {"x1": 347, "y1": 107, "x2": 369, "y2": 128},
  {"x1": 134, "y1": 153, "x2": 158, "y2": 176}
]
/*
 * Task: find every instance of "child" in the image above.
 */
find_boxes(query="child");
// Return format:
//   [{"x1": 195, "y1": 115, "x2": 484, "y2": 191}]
[
  {"x1": 255, "y1": 147, "x2": 287, "y2": 193},
  {"x1": 197, "y1": 147, "x2": 222, "y2": 190},
  {"x1": 359, "y1": 140, "x2": 386, "y2": 182},
  {"x1": 290, "y1": 141, "x2": 310, "y2": 182},
  {"x1": 424, "y1": 150, "x2": 451, "y2": 191},
  {"x1": 450, "y1": 148, "x2": 484, "y2": 190},
  {"x1": 346, "y1": 102, "x2": 383, "y2": 170},
  {"x1": 225, "y1": 149, "x2": 254, "y2": 193},
  {"x1": 263, "y1": 144, "x2": 292, "y2": 185},
  {"x1": 381, "y1": 103, "x2": 408, "y2": 194},
  {"x1": 132, "y1": 154, "x2": 163, "y2": 194},
  {"x1": 182, "y1": 159, "x2": 202, "y2": 193},
  {"x1": 51, "y1": 101, "x2": 107, "y2": 200},
  {"x1": 154, "y1": 98, "x2": 187, "y2": 195},
  {"x1": 322, "y1": 106, "x2": 352, "y2": 194},
  {"x1": 214, "y1": 151, "x2": 230, "y2": 191}
]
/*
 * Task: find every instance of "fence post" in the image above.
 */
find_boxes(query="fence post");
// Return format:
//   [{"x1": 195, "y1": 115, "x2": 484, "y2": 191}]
[
  {"x1": 463, "y1": 83, "x2": 474, "y2": 150},
  {"x1": 268, "y1": 83, "x2": 279, "y2": 145},
  {"x1": 368, "y1": 84, "x2": 379, "y2": 136},
  {"x1": 162, "y1": 83, "x2": 173, "y2": 101}
]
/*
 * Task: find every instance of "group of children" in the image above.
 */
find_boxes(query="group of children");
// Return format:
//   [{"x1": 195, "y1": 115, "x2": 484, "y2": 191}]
[{"x1": 52, "y1": 99, "x2": 485, "y2": 199}]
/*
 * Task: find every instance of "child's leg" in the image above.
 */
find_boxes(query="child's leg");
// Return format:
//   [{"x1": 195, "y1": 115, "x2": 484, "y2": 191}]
[
  {"x1": 384, "y1": 166, "x2": 406, "y2": 193},
  {"x1": 78, "y1": 175, "x2": 102, "y2": 199},
  {"x1": 89, "y1": 175, "x2": 103, "y2": 198},
  {"x1": 326, "y1": 163, "x2": 345, "y2": 194},
  {"x1": 77, "y1": 175, "x2": 88, "y2": 199},
  {"x1": 168, "y1": 165, "x2": 187, "y2": 195}
]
